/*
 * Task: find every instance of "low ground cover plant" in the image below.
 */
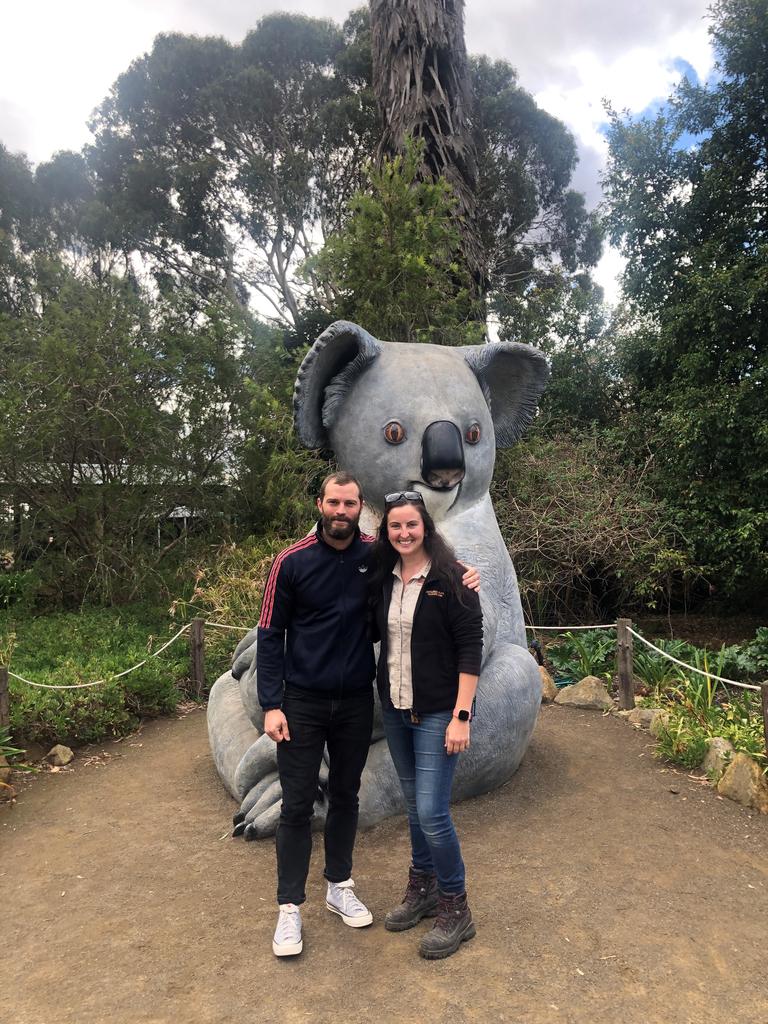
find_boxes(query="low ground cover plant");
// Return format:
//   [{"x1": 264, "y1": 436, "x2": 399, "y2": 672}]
[
  {"x1": 0, "y1": 603, "x2": 229, "y2": 748},
  {"x1": 544, "y1": 629, "x2": 616, "y2": 682},
  {"x1": 629, "y1": 636, "x2": 766, "y2": 773},
  {"x1": 545, "y1": 626, "x2": 768, "y2": 776}
]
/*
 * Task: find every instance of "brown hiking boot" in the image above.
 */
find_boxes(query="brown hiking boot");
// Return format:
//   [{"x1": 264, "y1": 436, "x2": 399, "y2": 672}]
[
  {"x1": 384, "y1": 867, "x2": 439, "y2": 932},
  {"x1": 418, "y1": 890, "x2": 476, "y2": 959}
]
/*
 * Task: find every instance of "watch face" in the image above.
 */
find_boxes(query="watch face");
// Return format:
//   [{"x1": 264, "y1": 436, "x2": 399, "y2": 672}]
[{"x1": 457, "y1": 709, "x2": 470, "y2": 722}]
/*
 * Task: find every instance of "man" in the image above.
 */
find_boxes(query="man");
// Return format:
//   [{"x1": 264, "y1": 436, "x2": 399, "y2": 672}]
[
  {"x1": 257, "y1": 472, "x2": 478, "y2": 957},
  {"x1": 257, "y1": 472, "x2": 376, "y2": 957}
]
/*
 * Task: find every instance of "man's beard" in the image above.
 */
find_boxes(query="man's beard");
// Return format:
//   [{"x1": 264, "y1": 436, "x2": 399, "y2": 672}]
[{"x1": 322, "y1": 512, "x2": 358, "y2": 540}]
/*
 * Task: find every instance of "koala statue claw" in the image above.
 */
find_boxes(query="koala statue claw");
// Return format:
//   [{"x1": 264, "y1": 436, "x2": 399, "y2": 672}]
[{"x1": 207, "y1": 320, "x2": 549, "y2": 837}]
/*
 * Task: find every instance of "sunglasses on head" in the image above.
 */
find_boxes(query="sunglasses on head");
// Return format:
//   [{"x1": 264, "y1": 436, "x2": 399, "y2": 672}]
[{"x1": 384, "y1": 490, "x2": 424, "y2": 506}]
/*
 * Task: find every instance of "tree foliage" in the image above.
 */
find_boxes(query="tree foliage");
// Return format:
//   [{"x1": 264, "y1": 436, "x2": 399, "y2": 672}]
[
  {"x1": 0, "y1": 268, "x2": 251, "y2": 603},
  {"x1": 314, "y1": 138, "x2": 483, "y2": 344},
  {"x1": 86, "y1": 12, "x2": 376, "y2": 326},
  {"x1": 81, "y1": 8, "x2": 598, "y2": 339},
  {"x1": 471, "y1": 57, "x2": 603, "y2": 341},
  {"x1": 603, "y1": 0, "x2": 768, "y2": 602}
]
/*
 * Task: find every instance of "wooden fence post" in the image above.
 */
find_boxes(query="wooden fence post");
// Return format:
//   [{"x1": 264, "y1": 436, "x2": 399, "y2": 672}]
[
  {"x1": 616, "y1": 618, "x2": 634, "y2": 710},
  {"x1": 190, "y1": 618, "x2": 205, "y2": 700},
  {"x1": 0, "y1": 665, "x2": 9, "y2": 730},
  {"x1": 761, "y1": 683, "x2": 768, "y2": 762}
]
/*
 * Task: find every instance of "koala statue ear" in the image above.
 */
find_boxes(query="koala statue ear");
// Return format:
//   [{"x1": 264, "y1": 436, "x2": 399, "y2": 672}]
[
  {"x1": 293, "y1": 320, "x2": 382, "y2": 449},
  {"x1": 461, "y1": 342, "x2": 549, "y2": 447}
]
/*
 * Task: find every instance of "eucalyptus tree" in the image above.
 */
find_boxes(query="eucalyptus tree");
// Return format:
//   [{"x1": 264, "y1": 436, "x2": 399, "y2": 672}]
[
  {"x1": 369, "y1": 0, "x2": 484, "y2": 293},
  {"x1": 87, "y1": 12, "x2": 376, "y2": 332}
]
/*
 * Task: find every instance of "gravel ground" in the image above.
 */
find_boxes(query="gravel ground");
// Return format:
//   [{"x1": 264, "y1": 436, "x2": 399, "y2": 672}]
[{"x1": 3, "y1": 703, "x2": 767, "y2": 1024}]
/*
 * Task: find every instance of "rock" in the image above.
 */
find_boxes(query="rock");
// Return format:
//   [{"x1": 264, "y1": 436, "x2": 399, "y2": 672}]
[
  {"x1": 554, "y1": 676, "x2": 614, "y2": 711},
  {"x1": 701, "y1": 737, "x2": 734, "y2": 781},
  {"x1": 627, "y1": 707, "x2": 662, "y2": 730},
  {"x1": 717, "y1": 753, "x2": 768, "y2": 813},
  {"x1": 649, "y1": 710, "x2": 671, "y2": 738},
  {"x1": 539, "y1": 666, "x2": 558, "y2": 703},
  {"x1": 45, "y1": 744, "x2": 74, "y2": 767}
]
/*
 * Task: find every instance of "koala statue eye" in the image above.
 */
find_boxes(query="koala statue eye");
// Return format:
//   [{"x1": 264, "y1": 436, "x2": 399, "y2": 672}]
[
  {"x1": 384, "y1": 421, "x2": 406, "y2": 444},
  {"x1": 465, "y1": 422, "x2": 481, "y2": 445}
]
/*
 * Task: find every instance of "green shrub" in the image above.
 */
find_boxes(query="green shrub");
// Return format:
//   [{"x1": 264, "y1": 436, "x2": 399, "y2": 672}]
[
  {"x1": 718, "y1": 627, "x2": 768, "y2": 682},
  {"x1": 633, "y1": 639, "x2": 693, "y2": 693},
  {"x1": 642, "y1": 632, "x2": 768, "y2": 774},
  {"x1": 545, "y1": 629, "x2": 616, "y2": 681},
  {"x1": 0, "y1": 570, "x2": 35, "y2": 609},
  {"x1": 493, "y1": 427, "x2": 698, "y2": 624},
  {"x1": 172, "y1": 535, "x2": 289, "y2": 669},
  {"x1": 654, "y1": 712, "x2": 710, "y2": 769}
]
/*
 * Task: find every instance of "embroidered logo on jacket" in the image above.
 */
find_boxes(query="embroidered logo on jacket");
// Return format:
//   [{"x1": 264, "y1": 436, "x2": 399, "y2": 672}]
[
  {"x1": 358, "y1": 564, "x2": 368, "y2": 573},
  {"x1": 426, "y1": 589, "x2": 445, "y2": 598}
]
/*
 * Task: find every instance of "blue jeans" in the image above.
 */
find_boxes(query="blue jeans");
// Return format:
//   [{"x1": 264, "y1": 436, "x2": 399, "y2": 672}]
[{"x1": 382, "y1": 706, "x2": 465, "y2": 894}]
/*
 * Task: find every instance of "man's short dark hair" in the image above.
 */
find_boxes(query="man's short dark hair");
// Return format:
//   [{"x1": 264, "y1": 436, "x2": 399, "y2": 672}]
[{"x1": 319, "y1": 472, "x2": 364, "y2": 502}]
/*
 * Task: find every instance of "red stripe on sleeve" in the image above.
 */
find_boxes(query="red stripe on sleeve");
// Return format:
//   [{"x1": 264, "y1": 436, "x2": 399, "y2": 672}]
[{"x1": 258, "y1": 534, "x2": 317, "y2": 628}]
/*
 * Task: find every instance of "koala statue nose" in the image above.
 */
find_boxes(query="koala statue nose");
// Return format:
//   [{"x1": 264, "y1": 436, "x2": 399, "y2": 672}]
[{"x1": 420, "y1": 420, "x2": 466, "y2": 490}]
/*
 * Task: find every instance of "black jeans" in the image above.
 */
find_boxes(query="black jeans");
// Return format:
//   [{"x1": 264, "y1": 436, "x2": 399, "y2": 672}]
[{"x1": 276, "y1": 686, "x2": 374, "y2": 905}]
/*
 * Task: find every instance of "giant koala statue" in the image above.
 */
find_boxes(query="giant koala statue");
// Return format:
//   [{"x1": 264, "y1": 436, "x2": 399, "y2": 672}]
[{"x1": 206, "y1": 320, "x2": 549, "y2": 838}]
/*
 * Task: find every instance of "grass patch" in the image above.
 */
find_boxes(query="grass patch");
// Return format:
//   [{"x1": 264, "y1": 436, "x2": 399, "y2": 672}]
[{"x1": 0, "y1": 603, "x2": 231, "y2": 748}]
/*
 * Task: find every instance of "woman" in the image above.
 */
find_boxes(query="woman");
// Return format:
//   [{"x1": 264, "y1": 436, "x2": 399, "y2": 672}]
[{"x1": 370, "y1": 490, "x2": 483, "y2": 960}]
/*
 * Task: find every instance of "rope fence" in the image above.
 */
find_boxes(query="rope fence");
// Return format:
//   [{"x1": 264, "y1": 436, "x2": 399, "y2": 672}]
[
  {"x1": 0, "y1": 615, "x2": 766, "y2": 759},
  {"x1": 627, "y1": 627, "x2": 761, "y2": 693},
  {"x1": 6, "y1": 623, "x2": 192, "y2": 691}
]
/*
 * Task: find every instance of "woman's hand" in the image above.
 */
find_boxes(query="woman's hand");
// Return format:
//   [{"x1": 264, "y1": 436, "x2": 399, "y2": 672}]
[{"x1": 445, "y1": 717, "x2": 470, "y2": 755}]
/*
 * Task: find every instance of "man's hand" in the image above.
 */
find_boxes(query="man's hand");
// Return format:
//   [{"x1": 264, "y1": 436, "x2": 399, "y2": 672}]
[
  {"x1": 264, "y1": 708, "x2": 291, "y2": 743},
  {"x1": 460, "y1": 563, "x2": 480, "y2": 592}
]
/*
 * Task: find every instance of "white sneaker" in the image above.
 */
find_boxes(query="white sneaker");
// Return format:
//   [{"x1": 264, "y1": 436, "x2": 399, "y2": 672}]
[
  {"x1": 272, "y1": 904, "x2": 303, "y2": 956},
  {"x1": 325, "y1": 879, "x2": 373, "y2": 927}
]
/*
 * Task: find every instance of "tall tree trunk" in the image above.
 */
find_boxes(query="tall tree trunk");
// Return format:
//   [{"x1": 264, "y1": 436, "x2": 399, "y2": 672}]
[{"x1": 370, "y1": 0, "x2": 486, "y2": 300}]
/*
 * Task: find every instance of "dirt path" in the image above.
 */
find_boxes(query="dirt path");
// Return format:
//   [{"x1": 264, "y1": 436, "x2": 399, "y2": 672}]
[{"x1": 3, "y1": 705, "x2": 768, "y2": 1024}]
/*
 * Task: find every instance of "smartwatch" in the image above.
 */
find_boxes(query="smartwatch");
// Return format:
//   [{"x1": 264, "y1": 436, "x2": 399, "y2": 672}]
[{"x1": 454, "y1": 709, "x2": 471, "y2": 722}]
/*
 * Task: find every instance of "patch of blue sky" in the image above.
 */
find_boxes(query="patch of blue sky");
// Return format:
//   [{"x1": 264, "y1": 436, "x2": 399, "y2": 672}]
[{"x1": 595, "y1": 57, "x2": 715, "y2": 150}]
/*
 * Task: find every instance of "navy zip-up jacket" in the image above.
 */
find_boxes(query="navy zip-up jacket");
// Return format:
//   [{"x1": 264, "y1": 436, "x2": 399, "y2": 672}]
[{"x1": 256, "y1": 522, "x2": 376, "y2": 710}]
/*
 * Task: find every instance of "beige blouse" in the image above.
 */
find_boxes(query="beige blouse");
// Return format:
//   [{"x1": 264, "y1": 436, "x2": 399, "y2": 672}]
[{"x1": 387, "y1": 560, "x2": 431, "y2": 709}]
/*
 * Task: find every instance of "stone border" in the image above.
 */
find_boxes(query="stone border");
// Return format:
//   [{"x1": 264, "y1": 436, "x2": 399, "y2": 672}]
[{"x1": 538, "y1": 668, "x2": 768, "y2": 816}]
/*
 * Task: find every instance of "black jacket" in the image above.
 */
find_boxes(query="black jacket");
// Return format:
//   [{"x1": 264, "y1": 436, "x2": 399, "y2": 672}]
[
  {"x1": 372, "y1": 566, "x2": 483, "y2": 715},
  {"x1": 256, "y1": 523, "x2": 376, "y2": 710}
]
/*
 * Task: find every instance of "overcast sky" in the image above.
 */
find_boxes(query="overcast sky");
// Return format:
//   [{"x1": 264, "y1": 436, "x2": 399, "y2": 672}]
[{"x1": 1, "y1": 0, "x2": 715, "y2": 302}]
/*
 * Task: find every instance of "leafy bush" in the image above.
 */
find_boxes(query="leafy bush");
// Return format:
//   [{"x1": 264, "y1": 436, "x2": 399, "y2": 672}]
[
  {"x1": 654, "y1": 712, "x2": 710, "y2": 769},
  {"x1": 637, "y1": 627, "x2": 768, "y2": 775},
  {"x1": 633, "y1": 639, "x2": 695, "y2": 693},
  {"x1": 545, "y1": 629, "x2": 616, "y2": 681},
  {"x1": 173, "y1": 536, "x2": 288, "y2": 668},
  {"x1": 0, "y1": 570, "x2": 34, "y2": 609},
  {"x1": 719, "y1": 627, "x2": 768, "y2": 682},
  {"x1": 493, "y1": 427, "x2": 698, "y2": 624}
]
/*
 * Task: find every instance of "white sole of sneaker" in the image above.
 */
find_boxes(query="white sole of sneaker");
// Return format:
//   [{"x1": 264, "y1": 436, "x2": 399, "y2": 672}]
[
  {"x1": 325, "y1": 901, "x2": 373, "y2": 927},
  {"x1": 272, "y1": 937, "x2": 303, "y2": 956}
]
